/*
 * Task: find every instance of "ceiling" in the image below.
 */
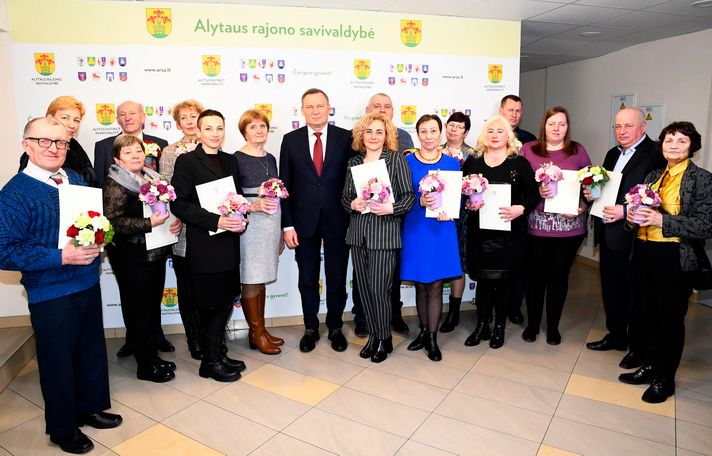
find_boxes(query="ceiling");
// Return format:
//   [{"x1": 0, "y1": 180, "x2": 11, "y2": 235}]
[{"x1": 123, "y1": 0, "x2": 712, "y2": 72}]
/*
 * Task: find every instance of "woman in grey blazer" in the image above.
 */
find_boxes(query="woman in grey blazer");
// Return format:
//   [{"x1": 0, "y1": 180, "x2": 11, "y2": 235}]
[
  {"x1": 623, "y1": 121, "x2": 712, "y2": 403},
  {"x1": 342, "y1": 113, "x2": 415, "y2": 362}
]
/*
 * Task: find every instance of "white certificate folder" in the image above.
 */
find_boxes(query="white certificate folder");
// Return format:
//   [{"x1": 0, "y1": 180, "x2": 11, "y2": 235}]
[
  {"x1": 57, "y1": 184, "x2": 103, "y2": 248},
  {"x1": 479, "y1": 183, "x2": 511, "y2": 231},
  {"x1": 195, "y1": 176, "x2": 238, "y2": 236}
]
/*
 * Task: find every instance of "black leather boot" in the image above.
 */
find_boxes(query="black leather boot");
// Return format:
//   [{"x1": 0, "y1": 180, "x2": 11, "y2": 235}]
[
  {"x1": 489, "y1": 322, "x2": 506, "y2": 349},
  {"x1": 440, "y1": 297, "x2": 461, "y2": 333},
  {"x1": 465, "y1": 320, "x2": 491, "y2": 346},
  {"x1": 407, "y1": 325, "x2": 427, "y2": 351},
  {"x1": 426, "y1": 332, "x2": 442, "y2": 362},
  {"x1": 360, "y1": 337, "x2": 377, "y2": 359},
  {"x1": 199, "y1": 336, "x2": 241, "y2": 382},
  {"x1": 221, "y1": 337, "x2": 246, "y2": 372},
  {"x1": 371, "y1": 337, "x2": 392, "y2": 363}
]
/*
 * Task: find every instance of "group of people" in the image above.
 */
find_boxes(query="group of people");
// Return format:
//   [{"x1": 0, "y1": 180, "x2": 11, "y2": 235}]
[{"x1": 0, "y1": 90, "x2": 710, "y2": 453}]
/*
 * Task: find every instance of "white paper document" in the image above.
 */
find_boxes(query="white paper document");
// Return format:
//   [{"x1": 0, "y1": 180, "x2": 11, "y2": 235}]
[
  {"x1": 143, "y1": 203, "x2": 178, "y2": 250},
  {"x1": 350, "y1": 159, "x2": 394, "y2": 214},
  {"x1": 196, "y1": 176, "x2": 237, "y2": 236},
  {"x1": 543, "y1": 170, "x2": 581, "y2": 215},
  {"x1": 58, "y1": 185, "x2": 103, "y2": 248},
  {"x1": 425, "y1": 170, "x2": 462, "y2": 219},
  {"x1": 479, "y1": 183, "x2": 511, "y2": 231},
  {"x1": 591, "y1": 171, "x2": 622, "y2": 219}
]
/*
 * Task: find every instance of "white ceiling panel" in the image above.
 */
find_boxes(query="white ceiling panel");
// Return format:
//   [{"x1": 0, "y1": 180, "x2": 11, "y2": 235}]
[
  {"x1": 522, "y1": 37, "x2": 590, "y2": 53},
  {"x1": 458, "y1": 0, "x2": 563, "y2": 20},
  {"x1": 643, "y1": 0, "x2": 712, "y2": 16},
  {"x1": 551, "y1": 24, "x2": 634, "y2": 41},
  {"x1": 529, "y1": 4, "x2": 630, "y2": 24},
  {"x1": 598, "y1": 10, "x2": 691, "y2": 29},
  {"x1": 576, "y1": 0, "x2": 668, "y2": 8},
  {"x1": 521, "y1": 20, "x2": 580, "y2": 37}
]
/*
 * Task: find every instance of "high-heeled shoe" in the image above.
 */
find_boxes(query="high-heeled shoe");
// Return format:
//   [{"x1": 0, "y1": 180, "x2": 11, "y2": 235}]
[
  {"x1": 464, "y1": 320, "x2": 491, "y2": 346},
  {"x1": 489, "y1": 322, "x2": 506, "y2": 349},
  {"x1": 426, "y1": 332, "x2": 442, "y2": 362},
  {"x1": 407, "y1": 325, "x2": 427, "y2": 351}
]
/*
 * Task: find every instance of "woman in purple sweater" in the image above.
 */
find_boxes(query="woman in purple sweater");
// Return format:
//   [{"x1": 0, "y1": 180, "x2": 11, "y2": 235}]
[{"x1": 520, "y1": 106, "x2": 591, "y2": 345}]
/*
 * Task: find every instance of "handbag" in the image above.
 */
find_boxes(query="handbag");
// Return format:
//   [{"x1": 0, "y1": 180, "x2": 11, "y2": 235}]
[{"x1": 691, "y1": 240, "x2": 712, "y2": 290}]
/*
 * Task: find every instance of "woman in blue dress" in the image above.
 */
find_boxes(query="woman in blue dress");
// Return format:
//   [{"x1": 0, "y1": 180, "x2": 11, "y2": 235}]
[{"x1": 401, "y1": 114, "x2": 461, "y2": 361}]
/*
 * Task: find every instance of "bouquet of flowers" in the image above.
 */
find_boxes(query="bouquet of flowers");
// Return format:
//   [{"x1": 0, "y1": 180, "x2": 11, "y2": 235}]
[
  {"x1": 257, "y1": 178, "x2": 289, "y2": 214},
  {"x1": 139, "y1": 178, "x2": 176, "y2": 216},
  {"x1": 625, "y1": 184, "x2": 662, "y2": 224},
  {"x1": 175, "y1": 139, "x2": 198, "y2": 156},
  {"x1": 143, "y1": 141, "x2": 162, "y2": 169},
  {"x1": 577, "y1": 166, "x2": 610, "y2": 199},
  {"x1": 360, "y1": 177, "x2": 392, "y2": 203},
  {"x1": 444, "y1": 146, "x2": 464, "y2": 164},
  {"x1": 66, "y1": 210, "x2": 114, "y2": 247},
  {"x1": 462, "y1": 173, "x2": 488, "y2": 206},
  {"x1": 534, "y1": 162, "x2": 563, "y2": 197},
  {"x1": 419, "y1": 171, "x2": 446, "y2": 209},
  {"x1": 217, "y1": 192, "x2": 251, "y2": 222}
]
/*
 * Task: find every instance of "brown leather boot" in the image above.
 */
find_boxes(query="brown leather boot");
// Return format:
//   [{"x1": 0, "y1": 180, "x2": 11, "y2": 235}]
[
  {"x1": 259, "y1": 288, "x2": 284, "y2": 346},
  {"x1": 242, "y1": 295, "x2": 280, "y2": 355}
]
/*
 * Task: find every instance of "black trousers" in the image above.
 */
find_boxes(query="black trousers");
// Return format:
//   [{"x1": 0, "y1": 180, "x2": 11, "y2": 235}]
[
  {"x1": 525, "y1": 234, "x2": 584, "y2": 332},
  {"x1": 29, "y1": 283, "x2": 111, "y2": 436},
  {"x1": 190, "y1": 269, "x2": 239, "y2": 339},
  {"x1": 172, "y1": 254, "x2": 201, "y2": 341},
  {"x1": 600, "y1": 236, "x2": 643, "y2": 352},
  {"x1": 352, "y1": 246, "x2": 396, "y2": 339},
  {"x1": 634, "y1": 240, "x2": 692, "y2": 381},
  {"x1": 294, "y1": 216, "x2": 348, "y2": 332},
  {"x1": 111, "y1": 257, "x2": 166, "y2": 367}
]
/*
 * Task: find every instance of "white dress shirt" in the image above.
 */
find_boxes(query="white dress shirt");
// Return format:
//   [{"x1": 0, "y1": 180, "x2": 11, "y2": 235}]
[{"x1": 23, "y1": 161, "x2": 68, "y2": 188}]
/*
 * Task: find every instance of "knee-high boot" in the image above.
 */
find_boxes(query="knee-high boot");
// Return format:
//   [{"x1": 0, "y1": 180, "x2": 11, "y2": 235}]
[
  {"x1": 242, "y1": 295, "x2": 280, "y2": 355},
  {"x1": 259, "y1": 288, "x2": 284, "y2": 346}
]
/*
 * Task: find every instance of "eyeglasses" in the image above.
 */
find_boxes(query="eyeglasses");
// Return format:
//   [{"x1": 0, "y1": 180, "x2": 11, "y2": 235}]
[
  {"x1": 447, "y1": 123, "x2": 466, "y2": 131},
  {"x1": 25, "y1": 137, "x2": 70, "y2": 150}
]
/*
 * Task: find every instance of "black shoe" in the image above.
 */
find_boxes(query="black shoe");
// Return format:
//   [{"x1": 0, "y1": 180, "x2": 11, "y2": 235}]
[
  {"x1": 199, "y1": 361, "x2": 241, "y2": 382},
  {"x1": 328, "y1": 329, "x2": 348, "y2": 352},
  {"x1": 586, "y1": 336, "x2": 626, "y2": 351},
  {"x1": 50, "y1": 430, "x2": 93, "y2": 454},
  {"x1": 508, "y1": 308, "x2": 524, "y2": 324},
  {"x1": 77, "y1": 412, "x2": 123, "y2": 429},
  {"x1": 221, "y1": 354, "x2": 246, "y2": 372},
  {"x1": 392, "y1": 317, "x2": 410, "y2": 334},
  {"x1": 371, "y1": 338, "x2": 391, "y2": 363},
  {"x1": 642, "y1": 378, "x2": 675, "y2": 403},
  {"x1": 116, "y1": 343, "x2": 133, "y2": 358},
  {"x1": 354, "y1": 323, "x2": 369, "y2": 338},
  {"x1": 619, "y1": 365, "x2": 655, "y2": 385},
  {"x1": 156, "y1": 357, "x2": 176, "y2": 371},
  {"x1": 439, "y1": 310, "x2": 460, "y2": 333},
  {"x1": 407, "y1": 326, "x2": 427, "y2": 351},
  {"x1": 546, "y1": 329, "x2": 561, "y2": 346},
  {"x1": 187, "y1": 338, "x2": 203, "y2": 360},
  {"x1": 359, "y1": 337, "x2": 377, "y2": 359},
  {"x1": 426, "y1": 332, "x2": 442, "y2": 362},
  {"x1": 299, "y1": 329, "x2": 320, "y2": 353},
  {"x1": 619, "y1": 352, "x2": 644, "y2": 369},
  {"x1": 464, "y1": 321, "x2": 491, "y2": 347},
  {"x1": 489, "y1": 322, "x2": 505, "y2": 349},
  {"x1": 157, "y1": 339, "x2": 176, "y2": 353},
  {"x1": 521, "y1": 327, "x2": 538, "y2": 342},
  {"x1": 137, "y1": 364, "x2": 175, "y2": 383}
]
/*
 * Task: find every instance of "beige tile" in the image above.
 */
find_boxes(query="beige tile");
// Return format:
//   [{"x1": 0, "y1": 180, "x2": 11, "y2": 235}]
[
  {"x1": 309, "y1": 335, "x2": 374, "y2": 368},
  {"x1": 473, "y1": 353, "x2": 571, "y2": 392},
  {"x1": 81, "y1": 400, "x2": 156, "y2": 449},
  {"x1": 564, "y1": 374, "x2": 674, "y2": 417},
  {"x1": 370, "y1": 354, "x2": 468, "y2": 389},
  {"x1": 537, "y1": 444, "x2": 581, "y2": 455},
  {"x1": 241, "y1": 364, "x2": 339, "y2": 406},
  {"x1": 544, "y1": 416, "x2": 675, "y2": 456},
  {"x1": 676, "y1": 390, "x2": 712, "y2": 427},
  {"x1": 396, "y1": 440, "x2": 456, "y2": 455},
  {"x1": 675, "y1": 449, "x2": 705, "y2": 456},
  {"x1": 435, "y1": 390, "x2": 552, "y2": 442},
  {"x1": 107, "y1": 361, "x2": 135, "y2": 386},
  {"x1": 204, "y1": 380, "x2": 309, "y2": 431},
  {"x1": 0, "y1": 388, "x2": 43, "y2": 433},
  {"x1": 393, "y1": 329, "x2": 485, "y2": 370},
  {"x1": 676, "y1": 420, "x2": 712, "y2": 455},
  {"x1": 486, "y1": 335, "x2": 579, "y2": 373},
  {"x1": 555, "y1": 394, "x2": 674, "y2": 445},
  {"x1": 345, "y1": 369, "x2": 449, "y2": 412},
  {"x1": 454, "y1": 372, "x2": 562, "y2": 415},
  {"x1": 283, "y1": 408, "x2": 405, "y2": 456},
  {"x1": 112, "y1": 423, "x2": 221, "y2": 455},
  {"x1": 316, "y1": 387, "x2": 429, "y2": 438},
  {"x1": 8, "y1": 359, "x2": 44, "y2": 408},
  {"x1": 273, "y1": 349, "x2": 365, "y2": 385},
  {"x1": 677, "y1": 359, "x2": 712, "y2": 383},
  {"x1": 108, "y1": 377, "x2": 198, "y2": 421},
  {"x1": 678, "y1": 374, "x2": 712, "y2": 400},
  {"x1": 250, "y1": 433, "x2": 337, "y2": 455},
  {"x1": 572, "y1": 355, "x2": 624, "y2": 383},
  {"x1": 0, "y1": 415, "x2": 109, "y2": 455},
  {"x1": 0, "y1": 446, "x2": 10, "y2": 456},
  {"x1": 411, "y1": 413, "x2": 539, "y2": 455},
  {"x1": 163, "y1": 358, "x2": 232, "y2": 399},
  {"x1": 162, "y1": 400, "x2": 275, "y2": 455}
]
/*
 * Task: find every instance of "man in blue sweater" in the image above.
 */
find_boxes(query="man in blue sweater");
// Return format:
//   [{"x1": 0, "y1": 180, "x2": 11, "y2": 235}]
[{"x1": 0, "y1": 117, "x2": 122, "y2": 454}]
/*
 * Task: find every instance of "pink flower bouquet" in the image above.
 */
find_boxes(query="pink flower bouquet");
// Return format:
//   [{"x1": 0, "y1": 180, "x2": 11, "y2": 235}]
[
  {"x1": 534, "y1": 162, "x2": 564, "y2": 197},
  {"x1": 258, "y1": 178, "x2": 289, "y2": 214},
  {"x1": 625, "y1": 184, "x2": 662, "y2": 224},
  {"x1": 444, "y1": 146, "x2": 464, "y2": 165},
  {"x1": 360, "y1": 177, "x2": 392, "y2": 203},
  {"x1": 217, "y1": 192, "x2": 250, "y2": 223},
  {"x1": 419, "y1": 171, "x2": 447, "y2": 209},
  {"x1": 462, "y1": 173, "x2": 489, "y2": 206},
  {"x1": 139, "y1": 178, "x2": 176, "y2": 216}
]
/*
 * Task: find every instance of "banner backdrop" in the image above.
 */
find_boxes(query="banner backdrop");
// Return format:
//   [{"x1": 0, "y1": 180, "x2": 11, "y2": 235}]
[{"x1": 6, "y1": 0, "x2": 520, "y2": 326}]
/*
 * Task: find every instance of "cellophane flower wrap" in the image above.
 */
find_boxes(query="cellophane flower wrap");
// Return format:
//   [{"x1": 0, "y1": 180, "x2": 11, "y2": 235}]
[
  {"x1": 461, "y1": 173, "x2": 489, "y2": 195},
  {"x1": 360, "y1": 177, "x2": 392, "y2": 203},
  {"x1": 66, "y1": 210, "x2": 114, "y2": 246},
  {"x1": 139, "y1": 178, "x2": 176, "y2": 207},
  {"x1": 444, "y1": 146, "x2": 464, "y2": 165},
  {"x1": 577, "y1": 166, "x2": 610, "y2": 187},
  {"x1": 143, "y1": 141, "x2": 161, "y2": 159},
  {"x1": 258, "y1": 178, "x2": 290, "y2": 199},
  {"x1": 534, "y1": 162, "x2": 563, "y2": 184},
  {"x1": 217, "y1": 192, "x2": 251, "y2": 216},
  {"x1": 624, "y1": 184, "x2": 662, "y2": 208},
  {"x1": 418, "y1": 171, "x2": 446, "y2": 193},
  {"x1": 174, "y1": 139, "x2": 198, "y2": 157}
]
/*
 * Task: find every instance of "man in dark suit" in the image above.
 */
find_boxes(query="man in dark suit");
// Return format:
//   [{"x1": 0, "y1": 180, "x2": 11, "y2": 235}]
[
  {"x1": 585, "y1": 108, "x2": 666, "y2": 370},
  {"x1": 280, "y1": 88, "x2": 353, "y2": 353},
  {"x1": 499, "y1": 94, "x2": 537, "y2": 145},
  {"x1": 93, "y1": 100, "x2": 168, "y2": 187}
]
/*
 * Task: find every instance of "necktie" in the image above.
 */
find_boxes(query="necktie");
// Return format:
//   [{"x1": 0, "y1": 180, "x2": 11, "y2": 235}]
[
  {"x1": 50, "y1": 173, "x2": 64, "y2": 186},
  {"x1": 313, "y1": 132, "x2": 323, "y2": 176}
]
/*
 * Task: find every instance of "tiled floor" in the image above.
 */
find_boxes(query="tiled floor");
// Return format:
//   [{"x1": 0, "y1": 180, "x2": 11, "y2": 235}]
[{"x1": 1, "y1": 262, "x2": 712, "y2": 455}]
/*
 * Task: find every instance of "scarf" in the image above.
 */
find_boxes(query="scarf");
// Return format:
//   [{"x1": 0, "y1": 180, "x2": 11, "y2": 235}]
[{"x1": 107, "y1": 163, "x2": 162, "y2": 193}]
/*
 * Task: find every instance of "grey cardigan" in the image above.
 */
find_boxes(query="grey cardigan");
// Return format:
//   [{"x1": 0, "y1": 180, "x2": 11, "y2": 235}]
[{"x1": 640, "y1": 160, "x2": 712, "y2": 271}]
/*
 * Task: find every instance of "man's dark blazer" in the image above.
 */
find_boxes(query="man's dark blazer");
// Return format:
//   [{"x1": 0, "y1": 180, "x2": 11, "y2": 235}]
[
  {"x1": 94, "y1": 133, "x2": 168, "y2": 188},
  {"x1": 279, "y1": 124, "x2": 354, "y2": 238},
  {"x1": 594, "y1": 135, "x2": 666, "y2": 252},
  {"x1": 170, "y1": 145, "x2": 242, "y2": 275}
]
